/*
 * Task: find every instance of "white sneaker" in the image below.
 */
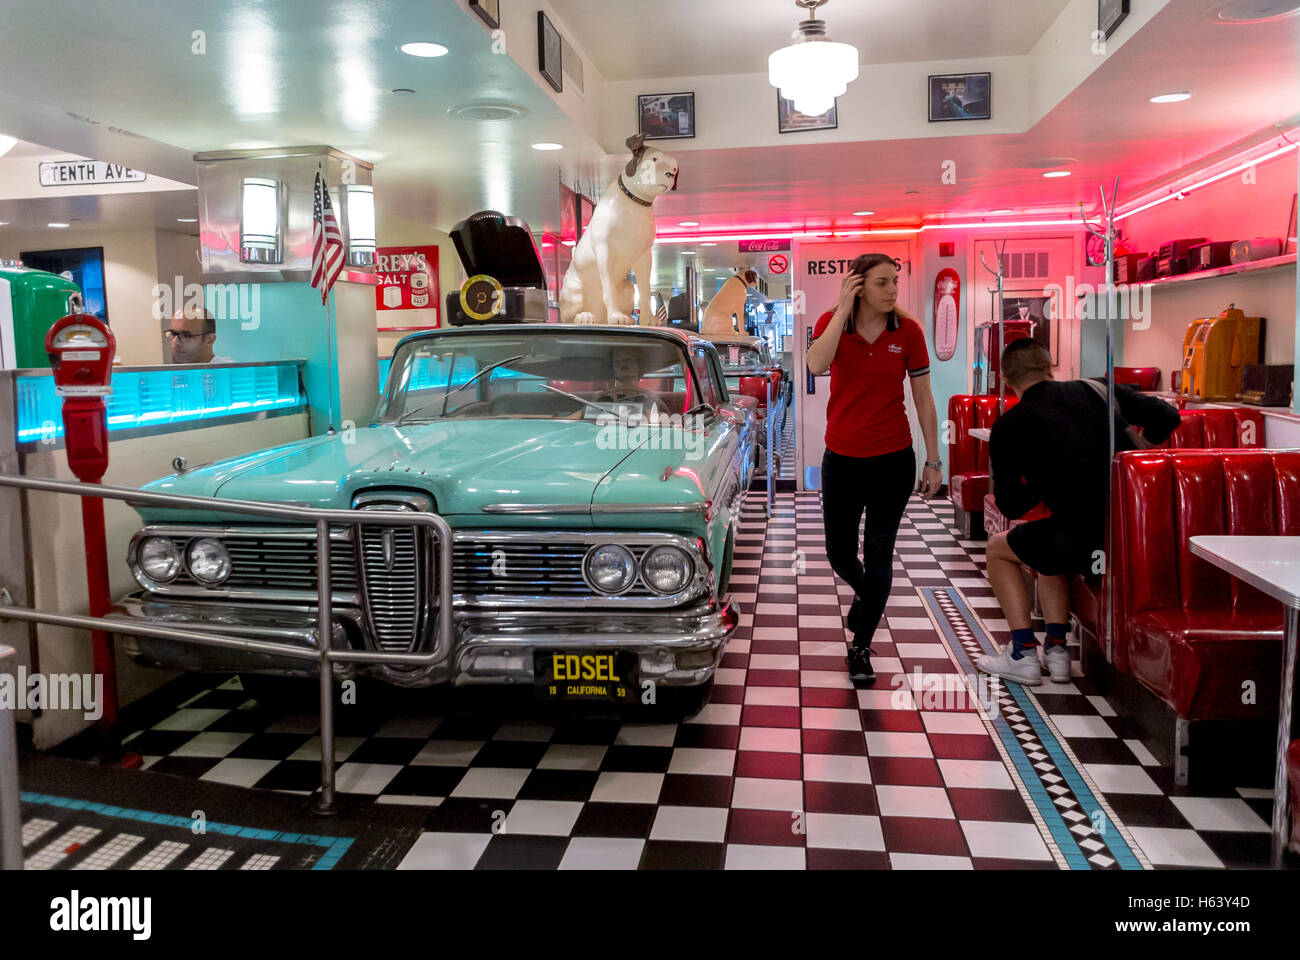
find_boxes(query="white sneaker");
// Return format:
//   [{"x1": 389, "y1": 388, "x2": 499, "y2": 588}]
[
  {"x1": 1042, "y1": 644, "x2": 1072, "y2": 683},
  {"x1": 976, "y1": 648, "x2": 1042, "y2": 686}
]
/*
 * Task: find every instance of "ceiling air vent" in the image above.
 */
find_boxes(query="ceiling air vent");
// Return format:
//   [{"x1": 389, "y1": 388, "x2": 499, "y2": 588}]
[{"x1": 447, "y1": 100, "x2": 529, "y2": 122}]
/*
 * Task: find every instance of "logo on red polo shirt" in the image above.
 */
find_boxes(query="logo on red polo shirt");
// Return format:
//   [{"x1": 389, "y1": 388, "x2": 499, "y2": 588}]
[{"x1": 888, "y1": 344, "x2": 902, "y2": 353}]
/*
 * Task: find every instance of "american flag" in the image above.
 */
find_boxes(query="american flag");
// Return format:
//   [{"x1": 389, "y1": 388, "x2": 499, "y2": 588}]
[
  {"x1": 654, "y1": 300, "x2": 668, "y2": 323},
  {"x1": 311, "y1": 170, "x2": 344, "y2": 305}
]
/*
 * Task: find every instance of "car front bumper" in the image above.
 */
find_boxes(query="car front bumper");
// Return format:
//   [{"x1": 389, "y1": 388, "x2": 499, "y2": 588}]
[{"x1": 111, "y1": 592, "x2": 740, "y2": 688}]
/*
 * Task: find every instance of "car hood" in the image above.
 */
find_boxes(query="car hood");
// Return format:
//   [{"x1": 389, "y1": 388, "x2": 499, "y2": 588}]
[{"x1": 139, "y1": 419, "x2": 703, "y2": 525}]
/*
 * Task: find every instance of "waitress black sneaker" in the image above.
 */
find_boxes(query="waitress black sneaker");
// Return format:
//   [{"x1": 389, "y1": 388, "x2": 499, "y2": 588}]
[{"x1": 847, "y1": 646, "x2": 875, "y2": 682}]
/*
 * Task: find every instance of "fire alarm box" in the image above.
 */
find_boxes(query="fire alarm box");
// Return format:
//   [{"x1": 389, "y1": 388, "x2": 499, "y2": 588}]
[{"x1": 45, "y1": 314, "x2": 116, "y2": 396}]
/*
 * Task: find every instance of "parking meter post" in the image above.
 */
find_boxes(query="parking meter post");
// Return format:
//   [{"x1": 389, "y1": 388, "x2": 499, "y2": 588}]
[{"x1": 44, "y1": 315, "x2": 129, "y2": 764}]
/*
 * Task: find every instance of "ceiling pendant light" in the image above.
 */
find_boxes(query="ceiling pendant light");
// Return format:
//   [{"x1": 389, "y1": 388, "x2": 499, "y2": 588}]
[{"x1": 768, "y1": 0, "x2": 859, "y2": 117}]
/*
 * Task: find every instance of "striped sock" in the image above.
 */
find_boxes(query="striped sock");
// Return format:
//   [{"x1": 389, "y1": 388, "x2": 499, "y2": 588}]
[
  {"x1": 1010, "y1": 627, "x2": 1038, "y2": 660},
  {"x1": 1044, "y1": 622, "x2": 1068, "y2": 648}
]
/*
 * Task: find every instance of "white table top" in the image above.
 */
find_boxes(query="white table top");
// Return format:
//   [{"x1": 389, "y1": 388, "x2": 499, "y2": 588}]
[
  {"x1": 968, "y1": 427, "x2": 991, "y2": 442},
  {"x1": 1188, "y1": 536, "x2": 1300, "y2": 609}
]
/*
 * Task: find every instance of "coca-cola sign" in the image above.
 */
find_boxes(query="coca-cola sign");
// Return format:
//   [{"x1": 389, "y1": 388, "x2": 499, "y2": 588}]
[{"x1": 738, "y1": 239, "x2": 791, "y2": 253}]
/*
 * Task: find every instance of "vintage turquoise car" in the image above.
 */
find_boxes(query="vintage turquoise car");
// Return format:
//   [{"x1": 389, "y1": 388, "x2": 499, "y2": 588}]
[{"x1": 112, "y1": 324, "x2": 750, "y2": 712}]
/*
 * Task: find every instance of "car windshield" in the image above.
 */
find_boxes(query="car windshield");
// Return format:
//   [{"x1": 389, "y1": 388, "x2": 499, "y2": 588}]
[
  {"x1": 715, "y1": 343, "x2": 766, "y2": 369},
  {"x1": 375, "y1": 331, "x2": 699, "y2": 422}
]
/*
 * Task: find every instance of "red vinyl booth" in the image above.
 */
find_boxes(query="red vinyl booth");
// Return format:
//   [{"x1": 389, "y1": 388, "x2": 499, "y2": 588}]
[
  {"x1": 1114, "y1": 366, "x2": 1161, "y2": 391},
  {"x1": 1163, "y1": 407, "x2": 1265, "y2": 450},
  {"x1": 947, "y1": 394, "x2": 1000, "y2": 537},
  {"x1": 1103, "y1": 450, "x2": 1299, "y2": 723}
]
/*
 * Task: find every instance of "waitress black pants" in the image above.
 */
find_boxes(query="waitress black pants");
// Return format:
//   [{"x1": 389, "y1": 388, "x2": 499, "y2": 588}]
[{"x1": 820, "y1": 445, "x2": 916, "y2": 650}]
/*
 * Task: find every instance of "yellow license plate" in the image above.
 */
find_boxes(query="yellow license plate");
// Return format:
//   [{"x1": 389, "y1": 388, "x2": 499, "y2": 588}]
[{"x1": 534, "y1": 651, "x2": 638, "y2": 702}]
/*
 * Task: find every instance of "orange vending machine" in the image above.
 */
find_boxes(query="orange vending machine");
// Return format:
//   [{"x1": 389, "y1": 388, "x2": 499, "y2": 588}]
[{"x1": 1179, "y1": 305, "x2": 1264, "y2": 401}]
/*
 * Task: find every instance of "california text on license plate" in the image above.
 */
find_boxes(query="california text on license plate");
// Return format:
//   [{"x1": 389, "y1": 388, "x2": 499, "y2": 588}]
[{"x1": 535, "y1": 650, "x2": 638, "y2": 702}]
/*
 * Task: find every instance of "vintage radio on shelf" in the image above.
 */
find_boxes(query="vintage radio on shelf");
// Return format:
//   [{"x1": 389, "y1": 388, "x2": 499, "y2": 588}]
[
  {"x1": 443, "y1": 210, "x2": 550, "y2": 325},
  {"x1": 1136, "y1": 255, "x2": 1159, "y2": 283},
  {"x1": 1229, "y1": 237, "x2": 1284, "y2": 264},
  {"x1": 1157, "y1": 237, "x2": 1207, "y2": 278},
  {"x1": 1188, "y1": 240, "x2": 1234, "y2": 271},
  {"x1": 1240, "y1": 363, "x2": 1293, "y2": 407},
  {"x1": 1113, "y1": 252, "x2": 1148, "y2": 285},
  {"x1": 1178, "y1": 305, "x2": 1264, "y2": 402}
]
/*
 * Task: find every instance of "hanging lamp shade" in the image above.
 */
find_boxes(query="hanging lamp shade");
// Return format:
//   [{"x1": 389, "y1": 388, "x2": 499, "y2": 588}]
[{"x1": 768, "y1": 1, "x2": 859, "y2": 116}]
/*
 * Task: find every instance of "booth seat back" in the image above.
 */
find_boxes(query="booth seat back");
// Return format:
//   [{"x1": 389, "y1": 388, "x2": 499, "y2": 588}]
[
  {"x1": 1163, "y1": 408, "x2": 1265, "y2": 450},
  {"x1": 1114, "y1": 366, "x2": 1161, "y2": 391},
  {"x1": 738, "y1": 376, "x2": 770, "y2": 408},
  {"x1": 1109, "y1": 450, "x2": 1300, "y2": 673},
  {"x1": 946, "y1": 395, "x2": 1000, "y2": 480}
]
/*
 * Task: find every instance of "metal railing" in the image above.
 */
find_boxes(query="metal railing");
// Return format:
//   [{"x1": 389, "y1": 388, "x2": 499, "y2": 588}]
[
  {"x1": 766, "y1": 378, "x2": 776, "y2": 517},
  {"x1": 0, "y1": 644, "x2": 19, "y2": 869},
  {"x1": 0, "y1": 473, "x2": 453, "y2": 844}
]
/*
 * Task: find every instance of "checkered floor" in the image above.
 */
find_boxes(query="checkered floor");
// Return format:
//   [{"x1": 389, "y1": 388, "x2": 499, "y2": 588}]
[{"x1": 60, "y1": 491, "x2": 1287, "y2": 870}]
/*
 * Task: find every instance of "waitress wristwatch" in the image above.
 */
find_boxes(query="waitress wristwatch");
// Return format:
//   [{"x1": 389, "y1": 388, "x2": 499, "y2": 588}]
[{"x1": 924, "y1": 460, "x2": 943, "y2": 470}]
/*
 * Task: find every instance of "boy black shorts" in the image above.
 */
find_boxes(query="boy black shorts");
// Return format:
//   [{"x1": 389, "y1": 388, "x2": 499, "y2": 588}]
[{"x1": 1006, "y1": 516, "x2": 1101, "y2": 577}]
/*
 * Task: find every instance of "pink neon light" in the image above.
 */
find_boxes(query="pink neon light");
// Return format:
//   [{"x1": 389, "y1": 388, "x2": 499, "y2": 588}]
[{"x1": 1116, "y1": 137, "x2": 1299, "y2": 222}]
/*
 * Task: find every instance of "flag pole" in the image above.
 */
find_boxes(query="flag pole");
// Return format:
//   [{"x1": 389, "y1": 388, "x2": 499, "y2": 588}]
[{"x1": 327, "y1": 288, "x2": 338, "y2": 433}]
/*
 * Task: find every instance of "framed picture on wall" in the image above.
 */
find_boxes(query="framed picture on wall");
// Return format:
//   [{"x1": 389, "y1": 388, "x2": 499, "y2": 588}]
[
  {"x1": 469, "y1": 0, "x2": 500, "y2": 30},
  {"x1": 537, "y1": 11, "x2": 562, "y2": 93},
  {"x1": 1099, "y1": 0, "x2": 1130, "y2": 40},
  {"x1": 997, "y1": 291, "x2": 1058, "y2": 366},
  {"x1": 928, "y1": 72, "x2": 991, "y2": 122},
  {"x1": 637, "y1": 92, "x2": 695, "y2": 140},
  {"x1": 777, "y1": 94, "x2": 837, "y2": 133}
]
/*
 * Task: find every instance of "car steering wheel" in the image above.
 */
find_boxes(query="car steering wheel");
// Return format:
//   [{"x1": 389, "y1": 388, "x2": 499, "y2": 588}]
[{"x1": 593, "y1": 387, "x2": 656, "y2": 406}]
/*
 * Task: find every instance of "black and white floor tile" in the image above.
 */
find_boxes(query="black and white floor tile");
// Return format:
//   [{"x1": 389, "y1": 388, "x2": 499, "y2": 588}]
[{"x1": 32, "y1": 492, "x2": 1288, "y2": 870}]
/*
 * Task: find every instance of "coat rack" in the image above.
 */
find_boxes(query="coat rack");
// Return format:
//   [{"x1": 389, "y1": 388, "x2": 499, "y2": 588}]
[
  {"x1": 1080, "y1": 177, "x2": 1122, "y2": 663},
  {"x1": 979, "y1": 239, "x2": 1008, "y2": 407}
]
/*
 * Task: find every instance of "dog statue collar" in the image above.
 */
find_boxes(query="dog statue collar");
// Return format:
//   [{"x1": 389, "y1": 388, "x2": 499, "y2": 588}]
[{"x1": 618, "y1": 175, "x2": 654, "y2": 207}]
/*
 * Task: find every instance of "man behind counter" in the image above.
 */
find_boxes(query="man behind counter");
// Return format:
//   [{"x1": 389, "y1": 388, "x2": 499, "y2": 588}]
[{"x1": 165, "y1": 305, "x2": 233, "y2": 364}]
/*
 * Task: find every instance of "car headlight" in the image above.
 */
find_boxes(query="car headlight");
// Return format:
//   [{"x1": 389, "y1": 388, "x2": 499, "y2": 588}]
[
  {"x1": 138, "y1": 536, "x2": 181, "y2": 582},
  {"x1": 641, "y1": 545, "x2": 694, "y2": 595},
  {"x1": 186, "y1": 538, "x2": 231, "y2": 584},
  {"x1": 585, "y1": 544, "x2": 637, "y2": 595}
]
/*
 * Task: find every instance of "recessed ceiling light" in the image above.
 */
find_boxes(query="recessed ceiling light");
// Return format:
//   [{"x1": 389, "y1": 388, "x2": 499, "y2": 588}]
[
  {"x1": 1150, "y1": 92, "x2": 1192, "y2": 103},
  {"x1": 701, "y1": 242, "x2": 717, "y2": 246},
  {"x1": 1206, "y1": 0, "x2": 1300, "y2": 23},
  {"x1": 448, "y1": 100, "x2": 528, "y2": 122},
  {"x1": 177, "y1": 217, "x2": 198, "y2": 223},
  {"x1": 48, "y1": 222, "x2": 70, "y2": 228},
  {"x1": 990, "y1": 208, "x2": 1013, "y2": 214},
  {"x1": 680, "y1": 250, "x2": 696, "y2": 255},
  {"x1": 679, "y1": 221, "x2": 699, "y2": 227},
  {"x1": 561, "y1": 239, "x2": 576, "y2": 247},
  {"x1": 1043, "y1": 171, "x2": 1072, "y2": 178},
  {"x1": 531, "y1": 141, "x2": 563, "y2": 151},
  {"x1": 399, "y1": 42, "x2": 448, "y2": 58},
  {"x1": 0, "y1": 221, "x2": 9, "y2": 226},
  {"x1": 853, "y1": 210, "x2": 875, "y2": 216}
]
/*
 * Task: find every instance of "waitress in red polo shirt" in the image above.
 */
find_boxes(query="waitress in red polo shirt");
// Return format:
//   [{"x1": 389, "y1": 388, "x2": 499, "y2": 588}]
[{"x1": 807, "y1": 253, "x2": 942, "y2": 681}]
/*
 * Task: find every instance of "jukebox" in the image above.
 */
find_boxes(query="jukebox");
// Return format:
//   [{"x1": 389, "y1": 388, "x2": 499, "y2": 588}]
[
  {"x1": 1179, "y1": 305, "x2": 1264, "y2": 402},
  {"x1": 443, "y1": 210, "x2": 549, "y2": 325}
]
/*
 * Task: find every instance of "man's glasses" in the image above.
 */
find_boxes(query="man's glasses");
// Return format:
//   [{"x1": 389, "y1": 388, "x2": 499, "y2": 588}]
[{"x1": 164, "y1": 330, "x2": 206, "y2": 342}]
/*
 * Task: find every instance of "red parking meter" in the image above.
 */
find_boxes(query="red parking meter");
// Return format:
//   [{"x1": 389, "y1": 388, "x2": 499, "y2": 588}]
[
  {"x1": 45, "y1": 314, "x2": 130, "y2": 761},
  {"x1": 47, "y1": 314, "x2": 115, "y2": 480}
]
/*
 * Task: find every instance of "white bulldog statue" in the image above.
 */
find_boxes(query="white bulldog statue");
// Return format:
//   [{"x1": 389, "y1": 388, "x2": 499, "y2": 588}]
[{"x1": 559, "y1": 134, "x2": 679, "y2": 325}]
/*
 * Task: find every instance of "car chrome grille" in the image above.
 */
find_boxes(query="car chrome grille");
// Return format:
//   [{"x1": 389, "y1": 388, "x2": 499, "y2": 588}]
[
  {"x1": 170, "y1": 535, "x2": 359, "y2": 592},
  {"x1": 359, "y1": 523, "x2": 427, "y2": 652},
  {"x1": 452, "y1": 541, "x2": 657, "y2": 598}
]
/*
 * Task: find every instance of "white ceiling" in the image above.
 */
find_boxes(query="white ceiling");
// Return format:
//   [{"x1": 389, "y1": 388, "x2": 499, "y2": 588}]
[{"x1": 550, "y1": 0, "x2": 1073, "y2": 80}]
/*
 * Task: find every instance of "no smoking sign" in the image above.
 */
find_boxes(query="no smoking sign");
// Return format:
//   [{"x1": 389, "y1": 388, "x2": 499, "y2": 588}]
[{"x1": 768, "y1": 254, "x2": 788, "y2": 274}]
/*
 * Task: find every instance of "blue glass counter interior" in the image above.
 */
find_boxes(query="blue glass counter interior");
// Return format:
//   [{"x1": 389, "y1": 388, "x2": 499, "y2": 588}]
[
  {"x1": 16, "y1": 363, "x2": 305, "y2": 443},
  {"x1": 378, "y1": 355, "x2": 528, "y2": 393}
]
